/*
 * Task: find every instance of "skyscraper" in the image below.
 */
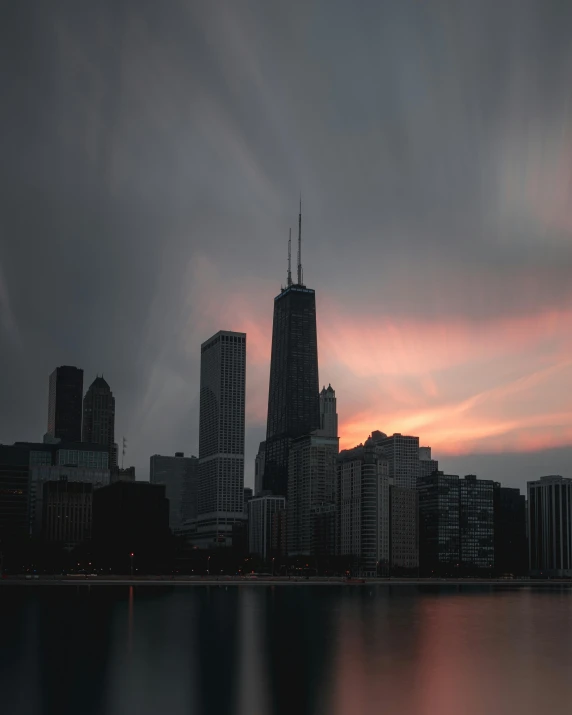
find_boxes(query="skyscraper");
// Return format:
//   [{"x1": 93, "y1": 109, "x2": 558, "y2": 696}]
[
  {"x1": 371, "y1": 432, "x2": 420, "y2": 489},
  {"x1": 47, "y1": 366, "x2": 84, "y2": 442},
  {"x1": 493, "y1": 483, "x2": 527, "y2": 577},
  {"x1": 150, "y1": 452, "x2": 198, "y2": 530},
  {"x1": 528, "y1": 475, "x2": 572, "y2": 577},
  {"x1": 197, "y1": 330, "x2": 246, "y2": 548},
  {"x1": 287, "y1": 384, "x2": 339, "y2": 556},
  {"x1": 82, "y1": 376, "x2": 116, "y2": 466},
  {"x1": 248, "y1": 494, "x2": 286, "y2": 562},
  {"x1": 254, "y1": 441, "x2": 266, "y2": 496},
  {"x1": 264, "y1": 202, "x2": 320, "y2": 497}
]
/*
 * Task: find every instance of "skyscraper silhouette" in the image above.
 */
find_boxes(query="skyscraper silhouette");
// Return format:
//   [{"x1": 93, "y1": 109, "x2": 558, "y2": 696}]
[
  {"x1": 82, "y1": 376, "x2": 116, "y2": 466},
  {"x1": 264, "y1": 201, "x2": 320, "y2": 497},
  {"x1": 47, "y1": 366, "x2": 84, "y2": 443}
]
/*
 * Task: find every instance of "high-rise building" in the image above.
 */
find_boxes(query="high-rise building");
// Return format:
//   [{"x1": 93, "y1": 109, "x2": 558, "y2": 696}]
[
  {"x1": 243, "y1": 487, "x2": 253, "y2": 515},
  {"x1": 271, "y1": 508, "x2": 287, "y2": 559},
  {"x1": 248, "y1": 494, "x2": 286, "y2": 561},
  {"x1": 47, "y1": 366, "x2": 84, "y2": 442},
  {"x1": 493, "y1": 483, "x2": 527, "y2": 577},
  {"x1": 528, "y1": 475, "x2": 572, "y2": 578},
  {"x1": 82, "y1": 376, "x2": 116, "y2": 467},
  {"x1": 150, "y1": 452, "x2": 198, "y2": 530},
  {"x1": 460, "y1": 475, "x2": 494, "y2": 574},
  {"x1": 337, "y1": 440, "x2": 390, "y2": 577},
  {"x1": 287, "y1": 431, "x2": 338, "y2": 556},
  {"x1": 419, "y1": 446, "x2": 439, "y2": 480},
  {"x1": 371, "y1": 432, "x2": 420, "y2": 488},
  {"x1": 389, "y1": 485, "x2": 419, "y2": 574},
  {"x1": 197, "y1": 331, "x2": 246, "y2": 548},
  {"x1": 419, "y1": 472, "x2": 460, "y2": 576},
  {"x1": 264, "y1": 204, "x2": 320, "y2": 497},
  {"x1": 0, "y1": 463, "x2": 29, "y2": 543},
  {"x1": 254, "y1": 441, "x2": 266, "y2": 496}
]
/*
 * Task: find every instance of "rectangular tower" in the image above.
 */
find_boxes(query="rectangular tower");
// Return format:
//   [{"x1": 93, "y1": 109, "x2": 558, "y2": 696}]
[
  {"x1": 150, "y1": 452, "x2": 199, "y2": 530},
  {"x1": 47, "y1": 366, "x2": 84, "y2": 443},
  {"x1": 528, "y1": 475, "x2": 572, "y2": 577},
  {"x1": 196, "y1": 331, "x2": 246, "y2": 548}
]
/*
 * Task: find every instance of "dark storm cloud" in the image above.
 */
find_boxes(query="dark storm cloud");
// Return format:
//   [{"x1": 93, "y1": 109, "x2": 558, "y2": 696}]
[{"x1": 1, "y1": 0, "x2": 571, "y2": 486}]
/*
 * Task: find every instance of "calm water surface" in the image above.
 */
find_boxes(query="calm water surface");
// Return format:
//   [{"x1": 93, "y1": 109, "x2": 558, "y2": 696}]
[{"x1": 2, "y1": 585, "x2": 572, "y2": 715}]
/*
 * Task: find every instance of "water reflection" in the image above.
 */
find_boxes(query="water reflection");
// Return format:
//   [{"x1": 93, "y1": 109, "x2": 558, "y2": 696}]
[{"x1": 2, "y1": 585, "x2": 572, "y2": 714}]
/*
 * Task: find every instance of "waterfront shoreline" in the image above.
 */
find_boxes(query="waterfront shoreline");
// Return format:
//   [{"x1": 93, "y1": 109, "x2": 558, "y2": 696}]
[{"x1": 2, "y1": 577, "x2": 571, "y2": 587}]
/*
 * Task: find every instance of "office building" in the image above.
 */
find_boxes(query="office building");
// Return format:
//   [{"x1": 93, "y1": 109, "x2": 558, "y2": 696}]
[
  {"x1": 248, "y1": 494, "x2": 286, "y2": 561},
  {"x1": 337, "y1": 440, "x2": 390, "y2": 577},
  {"x1": 371, "y1": 432, "x2": 420, "y2": 488},
  {"x1": 151, "y1": 452, "x2": 199, "y2": 530},
  {"x1": 271, "y1": 508, "x2": 287, "y2": 558},
  {"x1": 460, "y1": 475, "x2": 494, "y2": 574},
  {"x1": 287, "y1": 432, "x2": 338, "y2": 556},
  {"x1": 82, "y1": 376, "x2": 116, "y2": 467},
  {"x1": 419, "y1": 446, "x2": 439, "y2": 480},
  {"x1": 419, "y1": 472, "x2": 461, "y2": 576},
  {"x1": 528, "y1": 475, "x2": 572, "y2": 578},
  {"x1": 494, "y1": 483, "x2": 527, "y2": 577},
  {"x1": 311, "y1": 502, "x2": 336, "y2": 558},
  {"x1": 254, "y1": 441, "x2": 266, "y2": 496},
  {"x1": 41, "y1": 481, "x2": 93, "y2": 546},
  {"x1": 92, "y1": 481, "x2": 170, "y2": 572},
  {"x1": 390, "y1": 486, "x2": 419, "y2": 574},
  {"x1": 47, "y1": 366, "x2": 84, "y2": 442},
  {"x1": 197, "y1": 331, "x2": 246, "y2": 547},
  {"x1": 264, "y1": 204, "x2": 320, "y2": 497}
]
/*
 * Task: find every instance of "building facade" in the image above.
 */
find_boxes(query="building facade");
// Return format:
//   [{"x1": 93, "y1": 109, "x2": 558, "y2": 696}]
[
  {"x1": 0, "y1": 463, "x2": 29, "y2": 543},
  {"x1": 319, "y1": 385, "x2": 338, "y2": 438},
  {"x1": 337, "y1": 441, "x2": 390, "y2": 577},
  {"x1": 389, "y1": 485, "x2": 419, "y2": 574},
  {"x1": 151, "y1": 452, "x2": 198, "y2": 530},
  {"x1": 528, "y1": 476, "x2": 572, "y2": 577},
  {"x1": 47, "y1": 366, "x2": 84, "y2": 443},
  {"x1": 419, "y1": 472, "x2": 461, "y2": 576},
  {"x1": 248, "y1": 494, "x2": 286, "y2": 561},
  {"x1": 41, "y1": 481, "x2": 93, "y2": 546},
  {"x1": 460, "y1": 475, "x2": 494, "y2": 575},
  {"x1": 82, "y1": 376, "x2": 116, "y2": 466},
  {"x1": 287, "y1": 432, "x2": 338, "y2": 556},
  {"x1": 419, "y1": 446, "x2": 439, "y2": 480},
  {"x1": 197, "y1": 331, "x2": 246, "y2": 548},
  {"x1": 371, "y1": 432, "x2": 420, "y2": 489},
  {"x1": 264, "y1": 209, "x2": 320, "y2": 498}
]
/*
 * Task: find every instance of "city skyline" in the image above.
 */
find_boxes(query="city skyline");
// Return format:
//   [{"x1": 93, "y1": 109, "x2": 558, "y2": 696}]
[{"x1": 2, "y1": 1, "x2": 572, "y2": 489}]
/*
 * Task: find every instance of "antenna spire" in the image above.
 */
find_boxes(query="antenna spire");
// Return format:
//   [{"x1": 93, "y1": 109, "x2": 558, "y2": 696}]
[
  {"x1": 287, "y1": 228, "x2": 292, "y2": 287},
  {"x1": 297, "y1": 194, "x2": 303, "y2": 285}
]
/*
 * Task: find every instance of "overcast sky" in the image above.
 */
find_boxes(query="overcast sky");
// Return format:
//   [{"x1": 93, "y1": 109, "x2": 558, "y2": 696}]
[{"x1": 1, "y1": 0, "x2": 571, "y2": 489}]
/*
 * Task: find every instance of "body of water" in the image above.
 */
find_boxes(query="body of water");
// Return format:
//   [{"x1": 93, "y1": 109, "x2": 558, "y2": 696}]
[{"x1": 2, "y1": 585, "x2": 572, "y2": 714}]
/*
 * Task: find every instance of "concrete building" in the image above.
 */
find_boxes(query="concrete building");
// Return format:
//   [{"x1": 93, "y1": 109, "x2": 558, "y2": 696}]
[
  {"x1": 254, "y1": 441, "x2": 266, "y2": 496},
  {"x1": 419, "y1": 446, "x2": 439, "y2": 480},
  {"x1": 248, "y1": 495, "x2": 286, "y2": 561},
  {"x1": 150, "y1": 452, "x2": 198, "y2": 530},
  {"x1": 197, "y1": 331, "x2": 246, "y2": 548},
  {"x1": 528, "y1": 475, "x2": 572, "y2": 577},
  {"x1": 47, "y1": 366, "x2": 84, "y2": 443},
  {"x1": 82, "y1": 376, "x2": 116, "y2": 467},
  {"x1": 337, "y1": 440, "x2": 390, "y2": 577},
  {"x1": 288, "y1": 431, "x2": 338, "y2": 556},
  {"x1": 371, "y1": 432, "x2": 420, "y2": 488}
]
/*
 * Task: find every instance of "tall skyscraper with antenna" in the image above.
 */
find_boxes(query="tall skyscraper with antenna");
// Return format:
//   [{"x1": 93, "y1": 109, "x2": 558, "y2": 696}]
[{"x1": 264, "y1": 199, "x2": 320, "y2": 497}]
